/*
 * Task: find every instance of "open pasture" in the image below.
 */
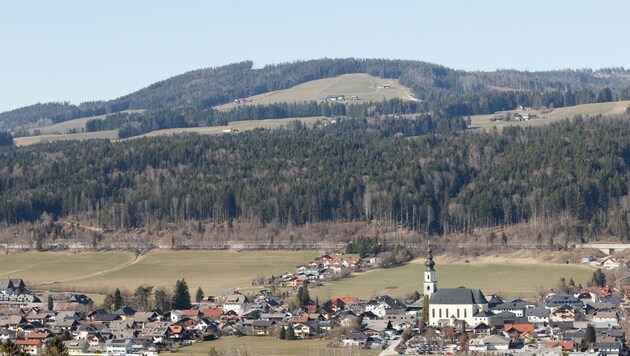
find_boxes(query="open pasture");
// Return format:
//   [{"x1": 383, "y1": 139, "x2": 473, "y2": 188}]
[
  {"x1": 0, "y1": 249, "x2": 594, "y2": 304},
  {"x1": 179, "y1": 336, "x2": 380, "y2": 356},
  {"x1": 214, "y1": 73, "x2": 416, "y2": 111},
  {"x1": 469, "y1": 100, "x2": 630, "y2": 129},
  {"x1": 0, "y1": 250, "x2": 317, "y2": 295},
  {"x1": 14, "y1": 130, "x2": 118, "y2": 146},
  {"x1": 133, "y1": 116, "x2": 324, "y2": 139},
  {"x1": 310, "y1": 259, "x2": 594, "y2": 301}
]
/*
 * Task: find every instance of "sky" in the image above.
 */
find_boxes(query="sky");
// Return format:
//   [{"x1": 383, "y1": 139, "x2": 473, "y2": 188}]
[{"x1": 1, "y1": 0, "x2": 630, "y2": 113}]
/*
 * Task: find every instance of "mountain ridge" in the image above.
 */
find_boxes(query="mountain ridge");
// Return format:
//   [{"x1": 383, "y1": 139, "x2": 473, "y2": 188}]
[{"x1": 3, "y1": 58, "x2": 630, "y2": 131}]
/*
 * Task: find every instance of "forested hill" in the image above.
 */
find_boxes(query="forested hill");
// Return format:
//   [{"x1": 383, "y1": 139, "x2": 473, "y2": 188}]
[
  {"x1": 2, "y1": 115, "x2": 630, "y2": 244},
  {"x1": 3, "y1": 58, "x2": 630, "y2": 130}
]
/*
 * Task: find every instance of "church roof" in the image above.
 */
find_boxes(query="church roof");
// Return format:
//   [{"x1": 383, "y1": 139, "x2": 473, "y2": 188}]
[{"x1": 429, "y1": 287, "x2": 488, "y2": 305}]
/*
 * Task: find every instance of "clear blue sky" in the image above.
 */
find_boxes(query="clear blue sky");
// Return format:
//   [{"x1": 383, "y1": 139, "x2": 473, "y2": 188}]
[{"x1": 1, "y1": 0, "x2": 629, "y2": 113}]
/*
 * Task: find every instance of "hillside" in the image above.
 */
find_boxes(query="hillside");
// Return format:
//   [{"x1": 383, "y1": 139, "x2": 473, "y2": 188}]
[
  {"x1": 3, "y1": 58, "x2": 630, "y2": 132},
  {"x1": 214, "y1": 73, "x2": 416, "y2": 111}
]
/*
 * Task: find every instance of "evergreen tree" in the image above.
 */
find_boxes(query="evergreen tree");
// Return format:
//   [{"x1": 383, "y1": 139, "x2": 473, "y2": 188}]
[
  {"x1": 195, "y1": 287, "x2": 204, "y2": 303},
  {"x1": 48, "y1": 294, "x2": 54, "y2": 310},
  {"x1": 0, "y1": 131, "x2": 13, "y2": 147},
  {"x1": 591, "y1": 269, "x2": 606, "y2": 287},
  {"x1": 279, "y1": 325, "x2": 286, "y2": 339},
  {"x1": 422, "y1": 295, "x2": 430, "y2": 322},
  {"x1": 113, "y1": 288, "x2": 123, "y2": 311},
  {"x1": 296, "y1": 285, "x2": 311, "y2": 308},
  {"x1": 583, "y1": 324, "x2": 596, "y2": 350},
  {"x1": 172, "y1": 278, "x2": 192, "y2": 309},
  {"x1": 43, "y1": 336, "x2": 68, "y2": 356},
  {"x1": 286, "y1": 324, "x2": 295, "y2": 340}
]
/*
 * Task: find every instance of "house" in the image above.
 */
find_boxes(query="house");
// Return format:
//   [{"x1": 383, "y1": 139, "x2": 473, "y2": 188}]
[
  {"x1": 524, "y1": 307, "x2": 550, "y2": 326},
  {"x1": 544, "y1": 294, "x2": 583, "y2": 311},
  {"x1": 545, "y1": 340, "x2": 575, "y2": 351},
  {"x1": 342, "y1": 331, "x2": 368, "y2": 347},
  {"x1": 15, "y1": 339, "x2": 42, "y2": 355},
  {"x1": 550, "y1": 305, "x2": 577, "y2": 322},
  {"x1": 292, "y1": 322, "x2": 313, "y2": 338},
  {"x1": 469, "y1": 334, "x2": 511, "y2": 351},
  {"x1": 222, "y1": 294, "x2": 248, "y2": 315},
  {"x1": 491, "y1": 299, "x2": 535, "y2": 317},
  {"x1": 325, "y1": 94, "x2": 345, "y2": 102},
  {"x1": 105, "y1": 339, "x2": 133, "y2": 355},
  {"x1": 249, "y1": 320, "x2": 275, "y2": 336}
]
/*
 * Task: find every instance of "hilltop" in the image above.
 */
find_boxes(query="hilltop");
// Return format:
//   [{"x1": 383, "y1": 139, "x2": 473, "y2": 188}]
[{"x1": 3, "y1": 58, "x2": 630, "y2": 135}]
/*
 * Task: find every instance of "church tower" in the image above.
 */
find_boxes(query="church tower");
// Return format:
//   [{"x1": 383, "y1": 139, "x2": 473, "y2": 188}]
[{"x1": 424, "y1": 240, "x2": 437, "y2": 296}]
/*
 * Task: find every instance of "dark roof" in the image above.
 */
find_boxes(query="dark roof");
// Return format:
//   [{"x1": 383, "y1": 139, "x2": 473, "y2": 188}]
[{"x1": 430, "y1": 287, "x2": 488, "y2": 305}]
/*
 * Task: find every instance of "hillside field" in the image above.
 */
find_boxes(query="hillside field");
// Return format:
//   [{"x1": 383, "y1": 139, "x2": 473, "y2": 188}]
[
  {"x1": 469, "y1": 100, "x2": 630, "y2": 129},
  {"x1": 0, "y1": 250, "x2": 594, "y2": 303},
  {"x1": 214, "y1": 73, "x2": 416, "y2": 111},
  {"x1": 310, "y1": 258, "x2": 594, "y2": 301},
  {"x1": 179, "y1": 336, "x2": 379, "y2": 356},
  {"x1": 27, "y1": 109, "x2": 144, "y2": 135},
  {"x1": 132, "y1": 116, "x2": 324, "y2": 139}
]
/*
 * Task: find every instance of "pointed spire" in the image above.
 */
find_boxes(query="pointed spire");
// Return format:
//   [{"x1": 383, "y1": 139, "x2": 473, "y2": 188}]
[{"x1": 425, "y1": 238, "x2": 435, "y2": 272}]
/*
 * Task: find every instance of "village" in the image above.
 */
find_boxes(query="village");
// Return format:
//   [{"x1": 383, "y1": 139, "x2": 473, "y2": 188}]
[{"x1": 0, "y1": 247, "x2": 629, "y2": 356}]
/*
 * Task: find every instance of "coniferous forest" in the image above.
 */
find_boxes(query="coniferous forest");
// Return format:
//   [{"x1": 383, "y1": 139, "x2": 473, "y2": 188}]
[
  {"x1": 2, "y1": 115, "x2": 630, "y2": 243},
  {"x1": 2, "y1": 58, "x2": 630, "y2": 244}
]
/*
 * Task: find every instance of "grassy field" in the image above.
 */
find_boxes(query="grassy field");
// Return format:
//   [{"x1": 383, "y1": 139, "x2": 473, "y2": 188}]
[
  {"x1": 0, "y1": 250, "x2": 317, "y2": 295},
  {"x1": 469, "y1": 100, "x2": 630, "y2": 129},
  {"x1": 0, "y1": 249, "x2": 595, "y2": 304},
  {"x1": 310, "y1": 259, "x2": 594, "y2": 301},
  {"x1": 179, "y1": 336, "x2": 380, "y2": 356},
  {"x1": 14, "y1": 130, "x2": 118, "y2": 146},
  {"x1": 214, "y1": 73, "x2": 416, "y2": 111},
  {"x1": 28, "y1": 109, "x2": 144, "y2": 135},
  {"x1": 133, "y1": 116, "x2": 324, "y2": 139}
]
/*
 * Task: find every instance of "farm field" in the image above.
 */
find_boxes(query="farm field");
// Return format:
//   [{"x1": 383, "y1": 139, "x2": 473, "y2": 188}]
[
  {"x1": 310, "y1": 258, "x2": 594, "y2": 301},
  {"x1": 0, "y1": 249, "x2": 594, "y2": 304},
  {"x1": 28, "y1": 109, "x2": 144, "y2": 135},
  {"x1": 469, "y1": 100, "x2": 630, "y2": 129},
  {"x1": 179, "y1": 336, "x2": 380, "y2": 356},
  {"x1": 214, "y1": 73, "x2": 416, "y2": 111},
  {"x1": 0, "y1": 250, "x2": 317, "y2": 295},
  {"x1": 14, "y1": 130, "x2": 118, "y2": 146},
  {"x1": 132, "y1": 116, "x2": 324, "y2": 139}
]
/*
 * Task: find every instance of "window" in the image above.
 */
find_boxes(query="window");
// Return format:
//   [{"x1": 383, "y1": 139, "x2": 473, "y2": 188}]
[
  {"x1": 457, "y1": 309, "x2": 460, "y2": 318},
  {"x1": 464, "y1": 309, "x2": 467, "y2": 318},
  {"x1": 432, "y1": 309, "x2": 435, "y2": 318},
  {"x1": 445, "y1": 309, "x2": 448, "y2": 318},
  {"x1": 439, "y1": 309, "x2": 442, "y2": 318},
  {"x1": 427, "y1": 286, "x2": 430, "y2": 290}
]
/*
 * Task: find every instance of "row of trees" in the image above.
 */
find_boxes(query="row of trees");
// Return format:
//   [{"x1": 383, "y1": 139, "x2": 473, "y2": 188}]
[{"x1": 103, "y1": 279, "x2": 203, "y2": 312}]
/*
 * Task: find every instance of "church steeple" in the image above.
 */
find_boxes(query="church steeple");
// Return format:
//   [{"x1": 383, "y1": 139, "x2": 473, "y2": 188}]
[{"x1": 424, "y1": 239, "x2": 437, "y2": 296}]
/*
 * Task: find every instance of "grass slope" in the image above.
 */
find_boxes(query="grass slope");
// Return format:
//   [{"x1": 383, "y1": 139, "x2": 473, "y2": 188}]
[
  {"x1": 0, "y1": 250, "x2": 317, "y2": 294},
  {"x1": 13, "y1": 130, "x2": 118, "y2": 146},
  {"x1": 214, "y1": 73, "x2": 416, "y2": 111},
  {"x1": 131, "y1": 117, "x2": 324, "y2": 139},
  {"x1": 469, "y1": 101, "x2": 630, "y2": 129},
  {"x1": 29, "y1": 110, "x2": 144, "y2": 135},
  {"x1": 180, "y1": 336, "x2": 379, "y2": 356},
  {"x1": 310, "y1": 259, "x2": 594, "y2": 301}
]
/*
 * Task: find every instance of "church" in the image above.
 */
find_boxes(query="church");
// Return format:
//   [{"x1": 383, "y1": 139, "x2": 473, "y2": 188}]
[{"x1": 424, "y1": 243, "x2": 489, "y2": 327}]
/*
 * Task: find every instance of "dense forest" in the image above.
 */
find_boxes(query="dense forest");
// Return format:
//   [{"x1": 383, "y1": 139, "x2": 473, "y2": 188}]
[
  {"x1": 3, "y1": 58, "x2": 630, "y2": 131},
  {"x1": 2, "y1": 115, "x2": 630, "y2": 244}
]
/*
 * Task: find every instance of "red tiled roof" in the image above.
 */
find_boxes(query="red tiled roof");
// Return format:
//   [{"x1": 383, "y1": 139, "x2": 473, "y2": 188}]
[{"x1": 545, "y1": 341, "x2": 574, "y2": 350}]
